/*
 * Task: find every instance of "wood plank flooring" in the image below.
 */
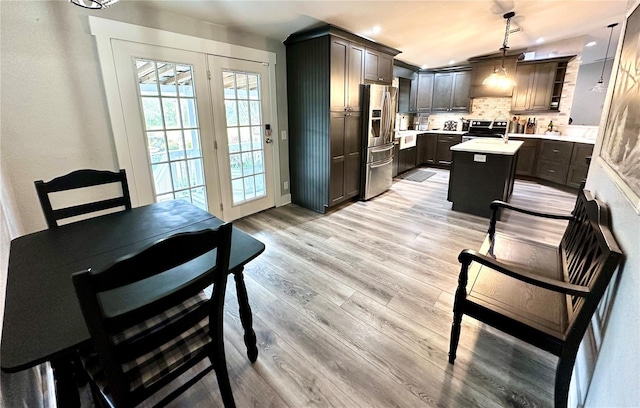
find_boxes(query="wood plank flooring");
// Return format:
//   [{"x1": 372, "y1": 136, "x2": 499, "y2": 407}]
[{"x1": 80, "y1": 167, "x2": 578, "y2": 408}]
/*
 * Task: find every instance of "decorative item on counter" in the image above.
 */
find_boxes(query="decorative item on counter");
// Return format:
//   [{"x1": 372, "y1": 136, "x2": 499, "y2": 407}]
[
  {"x1": 444, "y1": 120, "x2": 458, "y2": 131},
  {"x1": 509, "y1": 116, "x2": 519, "y2": 133},
  {"x1": 545, "y1": 120, "x2": 561, "y2": 135},
  {"x1": 525, "y1": 117, "x2": 536, "y2": 134}
]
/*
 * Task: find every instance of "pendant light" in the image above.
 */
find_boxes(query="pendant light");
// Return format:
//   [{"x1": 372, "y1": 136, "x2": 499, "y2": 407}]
[
  {"x1": 483, "y1": 12, "x2": 517, "y2": 89},
  {"x1": 69, "y1": 0, "x2": 119, "y2": 9},
  {"x1": 591, "y1": 23, "x2": 618, "y2": 93}
]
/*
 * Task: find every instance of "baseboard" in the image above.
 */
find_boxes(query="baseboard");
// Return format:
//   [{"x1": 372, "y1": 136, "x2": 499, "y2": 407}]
[{"x1": 276, "y1": 193, "x2": 291, "y2": 207}]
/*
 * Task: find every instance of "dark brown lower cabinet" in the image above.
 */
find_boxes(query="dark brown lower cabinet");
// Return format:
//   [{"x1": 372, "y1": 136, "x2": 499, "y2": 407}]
[
  {"x1": 531, "y1": 139, "x2": 593, "y2": 188},
  {"x1": 329, "y1": 111, "x2": 361, "y2": 206},
  {"x1": 398, "y1": 146, "x2": 417, "y2": 174},
  {"x1": 535, "y1": 140, "x2": 573, "y2": 185},
  {"x1": 436, "y1": 134, "x2": 462, "y2": 166},
  {"x1": 566, "y1": 142, "x2": 593, "y2": 188},
  {"x1": 392, "y1": 143, "x2": 400, "y2": 177},
  {"x1": 510, "y1": 137, "x2": 539, "y2": 176},
  {"x1": 417, "y1": 133, "x2": 437, "y2": 165}
]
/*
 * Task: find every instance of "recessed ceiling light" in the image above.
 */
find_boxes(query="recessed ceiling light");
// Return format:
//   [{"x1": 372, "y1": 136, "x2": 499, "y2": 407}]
[
  {"x1": 448, "y1": 60, "x2": 455, "y2": 65},
  {"x1": 371, "y1": 25, "x2": 381, "y2": 34},
  {"x1": 585, "y1": 41, "x2": 597, "y2": 47},
  {"x1": 536, "y1": 37, "x2": 544, "y2": 44}
]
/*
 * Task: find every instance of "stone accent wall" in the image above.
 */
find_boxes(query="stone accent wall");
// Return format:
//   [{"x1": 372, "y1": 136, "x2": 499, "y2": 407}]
[{"x1": 428, "y1": 58, "x2": 581, "y2": 135}]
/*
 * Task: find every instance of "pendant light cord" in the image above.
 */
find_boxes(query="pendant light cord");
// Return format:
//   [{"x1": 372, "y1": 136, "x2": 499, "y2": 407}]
[
  {"x1": 599, "y1": 23, "x2": 618, "y2": 82},
  {"x1": 500, "y1": 12, "x2": 515, "y2": 69}
]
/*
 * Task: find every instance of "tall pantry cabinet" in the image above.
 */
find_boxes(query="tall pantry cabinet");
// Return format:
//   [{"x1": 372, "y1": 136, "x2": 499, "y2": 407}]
[{"x1": 285, "y1": 25, "x2": 400, "y2": 213}]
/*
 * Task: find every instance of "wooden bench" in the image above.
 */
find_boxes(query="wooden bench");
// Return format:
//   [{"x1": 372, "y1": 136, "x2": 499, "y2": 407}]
[{"x1": 448, "y1": 189, "x2": 623, "y2": 408}]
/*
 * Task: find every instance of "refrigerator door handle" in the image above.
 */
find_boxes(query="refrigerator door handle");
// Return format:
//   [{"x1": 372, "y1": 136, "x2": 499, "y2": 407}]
[
  {"x1": 370, "y1": 157, "x2": 394, "y2": 168},
  {"x1": 381, "y1": 90, "x2": 389, "y2": 142},
  {"x1": 371, "y1": 144, "x2": 395, "y2": 153}
]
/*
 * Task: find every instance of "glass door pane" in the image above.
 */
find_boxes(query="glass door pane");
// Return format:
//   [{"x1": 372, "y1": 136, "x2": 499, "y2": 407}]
[
  {"x1": 136, "y1": 59, "x2": 208, "y2": 210},
  {"x1": 222, "y1": 70, "x2": 267, "y2": 205}
]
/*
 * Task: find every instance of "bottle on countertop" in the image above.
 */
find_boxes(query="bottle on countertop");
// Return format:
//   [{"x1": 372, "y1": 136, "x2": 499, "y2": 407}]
[{"x1": 547, "y1": 121, "x2": 554, "y2": 132}]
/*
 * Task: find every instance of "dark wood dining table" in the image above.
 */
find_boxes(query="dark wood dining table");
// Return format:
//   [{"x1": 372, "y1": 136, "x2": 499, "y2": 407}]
[{"x1": 1, "y1": 200, "x2": 265, "y2": 407}]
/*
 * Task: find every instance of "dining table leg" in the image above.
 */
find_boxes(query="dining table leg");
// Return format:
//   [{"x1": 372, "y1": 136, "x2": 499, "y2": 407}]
[
  {"x1": 233, "y1": 267, "x2": 258, "y2": 362},
  {"x1": 50, "y1": 357, "x2": 80, "y2": 408}
]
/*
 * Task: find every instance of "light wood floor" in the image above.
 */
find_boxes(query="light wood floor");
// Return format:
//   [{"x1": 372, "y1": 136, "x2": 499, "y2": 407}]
[{"x1": 82, "y1": 167, "x2": 578, "y2": 408}]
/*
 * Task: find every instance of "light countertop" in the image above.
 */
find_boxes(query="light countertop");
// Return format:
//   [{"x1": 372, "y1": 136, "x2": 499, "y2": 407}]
[
  {"x1": 507, "y1": 133, "x2": 596, "y2": 144},
  {"x1": 394, "y1": 130, "x2": 465, "y2": 137},
  {"x1": 394, "y1": 130, "x2": 596, "y2": 144},
  {"x1": 450, "y1": 139, "x2": 524, "y2": 155}
]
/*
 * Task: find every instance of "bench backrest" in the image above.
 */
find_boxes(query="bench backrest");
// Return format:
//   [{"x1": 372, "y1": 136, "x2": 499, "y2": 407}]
[{"x1": 560, "y1": 189, "x2": 622, "y2": 340}]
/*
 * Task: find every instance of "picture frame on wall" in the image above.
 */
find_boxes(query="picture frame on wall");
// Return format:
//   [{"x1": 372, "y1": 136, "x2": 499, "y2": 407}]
[{"x1": 597, "y1": 0, "x2": 640, "y2": 212}]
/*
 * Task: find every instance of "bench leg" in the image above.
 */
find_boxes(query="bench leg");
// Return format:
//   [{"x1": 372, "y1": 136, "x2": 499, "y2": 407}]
[
  {"x1": 449, "y1": 262, "x2": 469, "y2": 364},
  {"x1": 448, "y1": 309, "x2": 463, "y2": 364},
  {"x1": 554, "y1": 350, "x2": 577, "y2": 408}
]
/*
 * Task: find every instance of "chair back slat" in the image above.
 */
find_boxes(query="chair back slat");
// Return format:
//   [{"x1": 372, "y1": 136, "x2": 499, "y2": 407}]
[
  {"x1": 72, "y1": 224, "x2": 233, "y2": 407},
  {"x1": 35, "y1": 169, "x2": 132, "y2": 228}
]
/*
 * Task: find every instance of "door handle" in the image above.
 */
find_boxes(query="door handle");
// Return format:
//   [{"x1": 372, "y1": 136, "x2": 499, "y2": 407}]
[{"x1": 266, "y1": 138, "x2": 273, "y2": 144}]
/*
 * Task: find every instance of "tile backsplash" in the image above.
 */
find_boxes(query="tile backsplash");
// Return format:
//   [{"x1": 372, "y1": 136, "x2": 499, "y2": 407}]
[{"x1": 427, "y1": 58, "x2": 581, "y2": 134}]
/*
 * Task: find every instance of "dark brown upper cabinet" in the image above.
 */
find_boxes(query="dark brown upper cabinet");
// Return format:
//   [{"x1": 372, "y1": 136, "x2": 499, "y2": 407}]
[
  {"x1": 511, "y1": 57, "x2": 573, "y2": 113},
  {"x1": 364, "y1": 48, "x2": 394, "y2": 84},
  {"x1": 431, "y1": 70, "x2": 471, "y2": 113},
  {"x1": 330, "y1": 38, "x2": 365, "y2": 112},
  {"x1": 416, "y1": 72, "x2": 434, "y2": 112}
]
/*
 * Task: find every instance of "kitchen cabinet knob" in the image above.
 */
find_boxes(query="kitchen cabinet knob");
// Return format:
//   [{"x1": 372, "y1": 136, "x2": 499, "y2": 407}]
[
  {"x1": 553, "y1": 149, "x2": 559, "y2": 153},
  {"x1": 549, "y1": 169, "x2": 555, "y2": 173}
]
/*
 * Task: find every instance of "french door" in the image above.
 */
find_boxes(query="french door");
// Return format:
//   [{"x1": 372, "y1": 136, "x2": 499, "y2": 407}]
[
  {"x1": 207, "y1": 56, "x2": 274, "y2": 220},
  {"x1": 111, "y1": 40, "x2": 274, "y2": 220}
]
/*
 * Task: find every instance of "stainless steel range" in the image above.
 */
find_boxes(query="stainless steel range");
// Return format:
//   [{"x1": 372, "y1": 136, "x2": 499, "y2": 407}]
[{"x1": 462, "y1": 119, "x2": 509, "y2": 142}]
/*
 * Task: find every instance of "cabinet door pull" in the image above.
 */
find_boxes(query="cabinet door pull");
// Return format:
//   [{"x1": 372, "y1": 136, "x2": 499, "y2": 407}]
[
  {"x1": 548, "y1": 169, "x2": 556, "y2": 173},
  {"x1": 553, "y1": 149, "x2": 559, "y2": 153}
]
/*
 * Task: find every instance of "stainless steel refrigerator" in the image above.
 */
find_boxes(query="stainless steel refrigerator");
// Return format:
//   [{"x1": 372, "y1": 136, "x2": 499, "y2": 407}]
[{"x1": 361, "y1": 84, "x2": 397, "y2": 200}]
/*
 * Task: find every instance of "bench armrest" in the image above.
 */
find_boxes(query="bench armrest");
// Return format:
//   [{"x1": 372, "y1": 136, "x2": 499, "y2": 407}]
[
  {"x1": 458, "y1": 249, "x2": 590, "y2": 297},
  {"x1": 488, "y1": 200, "x2": 574, "y2": 238}
]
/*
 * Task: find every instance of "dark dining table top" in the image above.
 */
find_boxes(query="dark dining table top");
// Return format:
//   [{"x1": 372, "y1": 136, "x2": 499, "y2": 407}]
[{"x1": 1, "y1": 200, "x2": 265, "y2": 373}]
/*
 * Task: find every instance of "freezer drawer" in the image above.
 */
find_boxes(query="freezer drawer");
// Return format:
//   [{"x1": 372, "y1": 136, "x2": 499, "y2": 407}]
[{"x1": 362, "y1": 157, "x2": 393, "y2": 200}]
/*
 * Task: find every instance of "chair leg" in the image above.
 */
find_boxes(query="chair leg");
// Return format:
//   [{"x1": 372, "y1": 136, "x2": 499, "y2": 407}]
[
  {"x1": 448, "y1": 309, "x2": 463, "y2": 364},
  {"x1": 212, "y1": 354, "x2": 237, "y2": 408},
  {"x1": 554, "y1": 351, "x2": 577, "y2": 408}
]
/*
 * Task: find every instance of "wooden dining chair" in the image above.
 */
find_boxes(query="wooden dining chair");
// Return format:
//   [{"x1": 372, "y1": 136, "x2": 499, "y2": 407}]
[
  {"x1": 72, "y1": 224, "x2": 236, "y2": 408},
  {"x1": 34, "y1": 169, "x2": 132, "y2": 228}
]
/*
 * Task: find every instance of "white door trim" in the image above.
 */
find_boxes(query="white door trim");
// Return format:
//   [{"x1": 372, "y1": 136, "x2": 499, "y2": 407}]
[{"x1": 89, "y1": 16, "x2": 282, "y2": 208}]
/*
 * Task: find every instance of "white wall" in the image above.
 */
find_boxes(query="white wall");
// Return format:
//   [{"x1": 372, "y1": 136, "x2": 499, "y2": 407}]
[
  {"x1": 570, "y1": 60, "x2": 614, "y2": 126},
  {"x1": 583, "y1": 163, "x2": 640, "y2": 407},
  {"x1": 0, "y1": 0, "x2": 290, "y2": 235}
]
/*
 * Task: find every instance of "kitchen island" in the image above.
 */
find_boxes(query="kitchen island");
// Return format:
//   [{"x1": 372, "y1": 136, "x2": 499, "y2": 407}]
[{"x1": 447, "y1": 138, "x2": 523, "y2": 219}]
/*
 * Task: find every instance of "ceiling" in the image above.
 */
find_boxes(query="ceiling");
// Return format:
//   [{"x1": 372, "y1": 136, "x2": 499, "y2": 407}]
[{"x1": 135, "y1": 0, "x2": 629, "y2": 68}]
